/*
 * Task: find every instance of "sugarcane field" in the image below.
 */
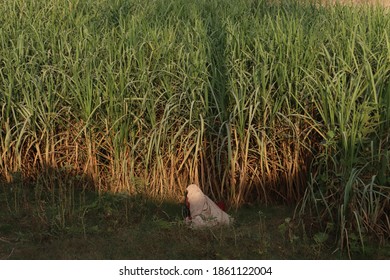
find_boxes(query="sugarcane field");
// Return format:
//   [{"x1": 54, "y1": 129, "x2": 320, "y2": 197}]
[{"x1": 1, "y1": 0, "x2": 390, "y2": 259}]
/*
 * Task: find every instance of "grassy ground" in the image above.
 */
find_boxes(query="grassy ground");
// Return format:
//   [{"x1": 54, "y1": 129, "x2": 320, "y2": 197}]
[
  {"x1": 328, "y1": 0, "x2": 390, "y2": 7},
  {"x1": 1, "y1": 188, "x2": 389, "y2": 260}
]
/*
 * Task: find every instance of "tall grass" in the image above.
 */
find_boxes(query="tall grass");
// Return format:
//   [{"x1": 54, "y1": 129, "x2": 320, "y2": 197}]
[{"x1": 1, "y1": 0, "x2": 389, "y2": 251}]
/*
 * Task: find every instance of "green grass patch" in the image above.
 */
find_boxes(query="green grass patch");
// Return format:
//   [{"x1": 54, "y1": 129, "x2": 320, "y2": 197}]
[
  {"x1": 1, "y1": 179, "x2": 389, "y2": 259},
  {"x1": 0, "y1": 186, "x2": 381, "y2": 260}
]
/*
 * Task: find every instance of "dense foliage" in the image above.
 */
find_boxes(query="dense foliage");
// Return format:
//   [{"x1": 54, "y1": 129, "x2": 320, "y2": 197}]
[{"x1": 1, "y1": 0, "x2": 389, "y2": 253}]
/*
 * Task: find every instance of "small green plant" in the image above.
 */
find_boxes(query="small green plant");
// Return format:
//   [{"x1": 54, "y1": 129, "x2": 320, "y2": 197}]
[{"x1": 278, "y1": 217, "x2": 299, "y2": 244}]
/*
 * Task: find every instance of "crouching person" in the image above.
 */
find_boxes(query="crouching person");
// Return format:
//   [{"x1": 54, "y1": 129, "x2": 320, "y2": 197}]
[{"x1": 184, "y1": 184, "x2": 234, "y2": 229}]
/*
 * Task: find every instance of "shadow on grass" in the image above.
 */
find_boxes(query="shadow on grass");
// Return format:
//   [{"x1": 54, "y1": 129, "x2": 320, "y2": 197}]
[{"x1": 1, "y1": 167, "x2": 389, "y2": 260}]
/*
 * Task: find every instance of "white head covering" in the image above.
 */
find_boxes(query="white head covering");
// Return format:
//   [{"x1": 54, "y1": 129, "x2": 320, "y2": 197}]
[{"x1": 186, "y1": 184, "x2": 206, "y2": 217}]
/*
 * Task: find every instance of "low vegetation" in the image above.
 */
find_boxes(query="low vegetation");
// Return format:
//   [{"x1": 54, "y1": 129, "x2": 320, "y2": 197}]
[
  {"x1": 1, "y1": 0, "x2": 389, "y2": 258},
  {"x1": 1, "y1": 188, "x2": 389, "y2": 259}
]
